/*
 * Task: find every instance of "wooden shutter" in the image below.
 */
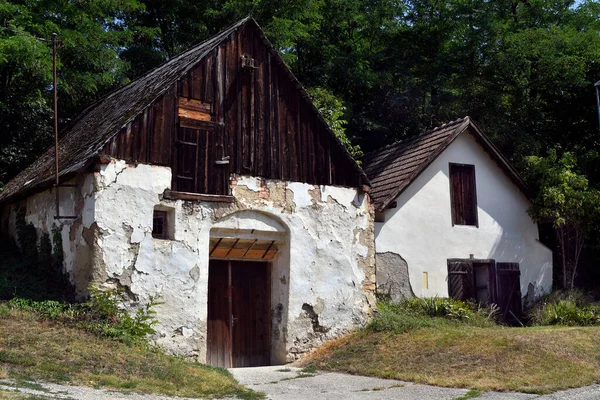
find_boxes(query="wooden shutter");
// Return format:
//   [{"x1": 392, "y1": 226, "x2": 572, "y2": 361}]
[
  {"x1": 447, "y1": 260, "x2": 474, "y2": 301},
  {"x1": 496, "y1": 262, "x2": 522, "y2": 323},
  {"x1": 449, "y1": 164, "x2": 478, "y2": 226}
]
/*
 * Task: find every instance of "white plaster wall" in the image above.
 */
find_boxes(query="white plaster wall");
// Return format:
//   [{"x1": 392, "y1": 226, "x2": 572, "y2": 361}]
[
  {"x1": 375, "y1": 132, "x2": 553, "y2": 300},
  {"x1": 2, "y1": 174, "x2": 97, "y2": 295},
  {"x1": 91, "y1": 160, "x2": 375, "y2": 362}
]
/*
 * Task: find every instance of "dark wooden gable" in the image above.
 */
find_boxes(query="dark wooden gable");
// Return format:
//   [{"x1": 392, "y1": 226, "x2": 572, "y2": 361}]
[{"x1": 101, "y1": 21, "x2": 363, "y2": 196}]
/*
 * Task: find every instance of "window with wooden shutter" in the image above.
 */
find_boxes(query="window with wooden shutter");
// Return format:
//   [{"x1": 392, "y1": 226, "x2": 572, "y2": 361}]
[
  {"x1": 473, "y1": 261, "x2": 497, "y2": 306},
  {"x1": 449, "y1": 163, "x2": 478, "y2": 226}
]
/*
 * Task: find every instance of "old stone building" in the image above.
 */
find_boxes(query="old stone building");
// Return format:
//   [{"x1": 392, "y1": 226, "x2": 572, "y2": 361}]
[{"x1": 0, "y1": 18, "x2": 376, "y2": 367}]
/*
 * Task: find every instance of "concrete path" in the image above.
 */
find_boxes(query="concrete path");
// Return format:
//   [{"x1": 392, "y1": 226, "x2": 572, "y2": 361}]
[
  {"x1": 2, "y1": 369, "x2": 600, "y2": 399},
  {"x1": 230, "y1": 366, "x2": 600, "y2": 400}
]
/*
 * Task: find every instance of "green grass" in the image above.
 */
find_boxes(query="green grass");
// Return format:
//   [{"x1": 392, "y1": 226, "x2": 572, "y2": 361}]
[
  {"x1": 455, "y1": 390, "x2": 482, "y2": 399},
  {"x1": 0, "y1": 387, "x2": 65, "y2": 400},
  {"x1": 0, "y1": 305, "x2": 261, "y2": 399},
  {"x1": 302, "y1": 301, "x2": 600, "y2": 394}
]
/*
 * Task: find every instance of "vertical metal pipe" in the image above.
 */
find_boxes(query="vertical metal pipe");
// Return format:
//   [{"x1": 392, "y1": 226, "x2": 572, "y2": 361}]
[
  {"x1": 52, "y1": 33, "x2": 59, "y2": 217},
  {"x1": 228, "y1": 260, "x2": 233, "y2": 368}
]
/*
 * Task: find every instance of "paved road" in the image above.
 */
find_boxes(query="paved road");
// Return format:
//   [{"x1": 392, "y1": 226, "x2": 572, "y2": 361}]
[
  {"x1": 2, "y1": 368, "x2": 600, "y2": 399},
  {"x1": 231, "y1": 366, "x2": 600, "y2": 400},
  {"x1": 231, "y1": 366, "x2": 537, "y2": 400}
]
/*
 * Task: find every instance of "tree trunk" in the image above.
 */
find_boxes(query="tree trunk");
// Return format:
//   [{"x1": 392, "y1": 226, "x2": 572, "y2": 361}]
[
  {"x1": 570, "y1": 229, "x2": 585, "y2": 290},
  {"x1": 557, "y1": 226, "x2": 567, "y2": 289}
]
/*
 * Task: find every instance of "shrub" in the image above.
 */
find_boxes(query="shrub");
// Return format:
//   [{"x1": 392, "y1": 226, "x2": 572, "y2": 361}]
[
  {"x1": 6, "y1": 285, "x2": 162, "y2": 344},
  {"x1": 83, "y1": 286, "x2": 162, "y2": 343},
  {"x1": 527, "y1": 290, "x2": 600, "y2": 326},
  {"x1": 370, "y1": 297, "x2": 499, "y2": 333},
  {"x1": 8, "y1": 298, "x2": 79, "y2": 320}
]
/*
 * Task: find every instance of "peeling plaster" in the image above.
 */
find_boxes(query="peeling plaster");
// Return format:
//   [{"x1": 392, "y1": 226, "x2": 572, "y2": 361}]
[{"x1": 3, "y1": 161, "x2": 376, "y2": 363}]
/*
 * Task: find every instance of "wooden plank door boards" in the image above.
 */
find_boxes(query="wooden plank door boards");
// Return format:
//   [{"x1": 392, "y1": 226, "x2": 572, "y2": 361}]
[{"x1": 207, "y1": 260, "x2": 271, "y2": 368}]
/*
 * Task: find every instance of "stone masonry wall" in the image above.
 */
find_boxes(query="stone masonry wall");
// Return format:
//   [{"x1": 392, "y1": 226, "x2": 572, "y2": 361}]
[{"x1": 87, "y1": 159, "x2": 376, "y2": 363}]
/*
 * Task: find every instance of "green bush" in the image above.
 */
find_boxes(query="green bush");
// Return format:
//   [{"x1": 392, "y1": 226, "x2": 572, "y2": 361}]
[
  {"x1": 370, "y1": 298, "x2": 499, "y2": 333},
  {"x1": 8, "y1": 298, "x2": 79, "y2": 320},
  {"x1": 83, "y1": 285, "x2": 162, "y2": 343},
  {"x1": 527, "y1": 290, "x2": 600, "y2": 326},
  {"x1": 6, "y1": 285, "x2": 162, "y2": 344}
]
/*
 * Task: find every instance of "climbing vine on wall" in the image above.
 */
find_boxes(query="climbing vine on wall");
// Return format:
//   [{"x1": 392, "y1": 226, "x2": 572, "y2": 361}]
[{"x1": 0, "y1": 207, "x2": 75, "y2": 301}]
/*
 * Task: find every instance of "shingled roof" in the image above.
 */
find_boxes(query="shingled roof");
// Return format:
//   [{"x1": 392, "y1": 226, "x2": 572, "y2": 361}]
[
  {"x1": 362, "y1": 117, "x2": 528, "y2": 212},
  {"x1": 0, "y1": 17, "x2": 368, "y2": 203}
]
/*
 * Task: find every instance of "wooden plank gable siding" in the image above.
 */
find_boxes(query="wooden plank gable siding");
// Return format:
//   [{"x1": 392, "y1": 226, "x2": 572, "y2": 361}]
[{"x1": 101, "y1": 24, "x2": 360, "y2": 195}]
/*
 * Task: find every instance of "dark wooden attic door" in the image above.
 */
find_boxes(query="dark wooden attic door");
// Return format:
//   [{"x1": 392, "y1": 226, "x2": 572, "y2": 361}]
[
  {"x1": 173, "y1": 48, "x2": 229, "y2": 196},
  {"x1": 173, "y1": 126, "x2": 228, "y2": 195}
]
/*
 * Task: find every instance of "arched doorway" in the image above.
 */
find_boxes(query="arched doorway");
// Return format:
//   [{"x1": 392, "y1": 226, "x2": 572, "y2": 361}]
[{"x1": 206, "y1": 210, "x2": 289, "y2": 368}]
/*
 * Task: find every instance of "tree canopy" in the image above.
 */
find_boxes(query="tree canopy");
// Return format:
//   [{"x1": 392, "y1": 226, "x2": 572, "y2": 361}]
[{"x1": 1, "y1": 0, "x2": 600, "y2": 288}]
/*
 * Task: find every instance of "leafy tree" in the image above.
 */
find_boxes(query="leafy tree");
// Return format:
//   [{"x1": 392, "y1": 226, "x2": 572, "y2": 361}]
[
  {"x1": 0, "y1": 0, "x2": 142, "y2": 182},
  {"x1": 525, "y1": 150, "x2": 600, "y2": 289},
  {"x1": 308, "y1": 87, "x2": 363, "y2": 160}
]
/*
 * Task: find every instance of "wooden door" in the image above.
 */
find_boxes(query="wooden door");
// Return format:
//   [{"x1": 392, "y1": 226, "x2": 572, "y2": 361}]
[
  {"x1": 206, "y1": 260, "x2": 271, "y2": 368},
  {"x1": 496, "y1": 262, "x2": 522, "y2": 323},
  {"x1": 473, "y1": 261, "x2": 496, "y2": 306},
  {"x1": 231, "y1": 261, "x2": 271, "y2": 367},
  {"x1": 207, "y1": 260, "x2": 231, "y2": 368}
]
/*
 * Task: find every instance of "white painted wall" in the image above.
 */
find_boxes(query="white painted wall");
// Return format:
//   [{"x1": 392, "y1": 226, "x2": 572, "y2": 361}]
[
  {"x1": 2, "y1": 173, "x2": 97, "y2": 296},
  {"x1": 89, "y1": 161, "x2": 375, "y2": 362},
  {"x1": 2, "y1": 159, "x2": 375, "y2": 363},
  {"x1": 375, "y1": 131, "x2": 553, "y2": 300}
]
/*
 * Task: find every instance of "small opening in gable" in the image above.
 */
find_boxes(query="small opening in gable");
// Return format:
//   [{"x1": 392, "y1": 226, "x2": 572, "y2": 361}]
[
  {"x1": 374, "y1": 211, "x2": 386, "y2": 223},
  {"x1": 152, "y1": 207, "x2": 174, "y2": 240}
]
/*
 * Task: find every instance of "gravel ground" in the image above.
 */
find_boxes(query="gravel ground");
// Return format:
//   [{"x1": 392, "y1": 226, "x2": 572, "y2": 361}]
[{"x1": 1, "y1": 368, "x2": 599, "y2": 399}]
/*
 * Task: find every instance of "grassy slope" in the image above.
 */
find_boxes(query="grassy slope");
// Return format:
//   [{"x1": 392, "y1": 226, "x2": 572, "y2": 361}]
[
  {"x1": 0, "y1": 308, "x2": 260, "y2": 399},
  {"x1": 303, "y1": 324, "x2": 600, "y2": 394}
]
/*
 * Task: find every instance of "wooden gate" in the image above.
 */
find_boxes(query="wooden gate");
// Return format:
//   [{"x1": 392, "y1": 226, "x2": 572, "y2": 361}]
[
  {"x1": 207, "y1": 260, "x2": 271, "y2": 368},
  {"x1": 496, "y1": 262, "x2": 522, "y2": 323},
  {"x1": 447, "y1": 259, "x2": 522, "y2": 323},
  {"x1": 447, "y1": 260, "x2": 474, "y2": 301}
]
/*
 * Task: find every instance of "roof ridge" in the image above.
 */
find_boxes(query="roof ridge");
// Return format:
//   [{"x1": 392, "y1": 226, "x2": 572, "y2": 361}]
[
  {"x1": 424, "y1": 117, "x2": 467, "y2": 135},
  {"x1": 363, "y1": 139, "x2": 405, "y2": 161},
  {"x1": 363, "y1": 117, "x2": 469, "y2": 162},
  {"x1": 363, "y1": 116, "x2": 473, "y2": 211}
]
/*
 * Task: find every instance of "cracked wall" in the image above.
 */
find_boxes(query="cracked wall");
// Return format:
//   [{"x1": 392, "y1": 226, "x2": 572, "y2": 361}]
[
  {"x1": 85, "y1": 160, "x2": 375, "y2": 362},
  {"x1": 1, "y1": 173, "x2": 99, "y2": 298}
]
